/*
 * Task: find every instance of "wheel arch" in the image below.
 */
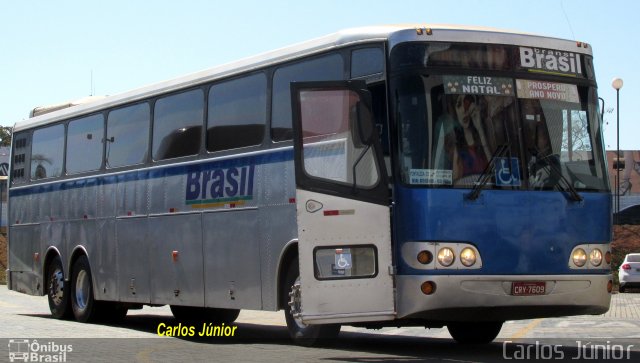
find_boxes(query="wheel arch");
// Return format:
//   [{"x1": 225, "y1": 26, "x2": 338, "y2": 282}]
[
  {"x1": 276, "y1": 239, "x2": 298, "y2": 310},
  {"x1": 68, "y1": 245, "x2": 92, "y2": 287},
  {"x1": 42, "y1": 246, "x2": 62, "y2": 296}
]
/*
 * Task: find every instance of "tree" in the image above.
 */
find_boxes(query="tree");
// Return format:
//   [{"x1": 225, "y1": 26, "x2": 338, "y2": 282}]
[{"x1": 0, "y1": 126, "x2": 11, "y2": 147}]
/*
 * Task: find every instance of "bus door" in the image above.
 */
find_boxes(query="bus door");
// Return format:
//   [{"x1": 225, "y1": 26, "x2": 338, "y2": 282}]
[{"x1": 290, "y1": 80, "x2": 395, "y2": 324}]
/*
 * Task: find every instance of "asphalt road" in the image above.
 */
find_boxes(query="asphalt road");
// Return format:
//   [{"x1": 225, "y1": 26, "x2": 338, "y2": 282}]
[{"x1": 1, "y1": 287, "x2": 639, "y2": 362}]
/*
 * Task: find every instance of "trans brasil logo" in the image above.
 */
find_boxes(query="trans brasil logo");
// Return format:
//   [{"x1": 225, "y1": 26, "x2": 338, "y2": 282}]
[
  {"x1": 519, "y1": 46, "x2": 582, "y2": 76},
  {"x1": 185, "y1": 165, "x2": 255, "y2": 209}
]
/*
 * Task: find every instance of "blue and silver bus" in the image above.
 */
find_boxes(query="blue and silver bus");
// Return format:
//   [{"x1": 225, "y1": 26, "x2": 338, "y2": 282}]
[{"x1": 7, "y1": 24, "x2": 611, "y2": 344}]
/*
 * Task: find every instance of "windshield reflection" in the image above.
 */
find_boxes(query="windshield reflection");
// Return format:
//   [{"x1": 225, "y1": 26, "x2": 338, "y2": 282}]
[
  {"x1": 520, "y1": 84, "x2": 607, "y2": 192},
  {"x1": 397, "y1": 74, "x2": 519, "y2": 187},
  {"x1": 394, "y1": 73, "x2": 608, "y2": 192}
]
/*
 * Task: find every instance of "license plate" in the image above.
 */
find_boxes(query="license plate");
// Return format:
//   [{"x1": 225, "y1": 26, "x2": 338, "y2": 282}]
[{"x1": 512, "y1": 281, "x2": 546, "y2": 296}]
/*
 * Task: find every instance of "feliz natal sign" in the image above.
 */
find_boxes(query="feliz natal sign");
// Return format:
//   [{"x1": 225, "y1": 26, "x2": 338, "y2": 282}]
[{"x1": 443, "y1": 75, "x2": 514, "y2": 96}]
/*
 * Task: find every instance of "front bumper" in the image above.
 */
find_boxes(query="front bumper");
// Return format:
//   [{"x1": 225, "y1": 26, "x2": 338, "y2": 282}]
[{"x1": 396, "y1": 274, "x2": 611, "y2": 321}]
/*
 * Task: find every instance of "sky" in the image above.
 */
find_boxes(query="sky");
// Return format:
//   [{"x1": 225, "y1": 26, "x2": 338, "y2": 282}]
[{"x1": 0, "y1": 0, "x2": 637, "y2": 149}]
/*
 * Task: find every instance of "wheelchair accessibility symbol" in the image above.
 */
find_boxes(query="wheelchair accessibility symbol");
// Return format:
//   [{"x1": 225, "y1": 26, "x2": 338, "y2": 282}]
[
  {"x1": 335, "y1": 250, "x2": 352, "y2": 269},
  {"x1": 494, "y1": 157, "x2": 521, "y2": 187}
]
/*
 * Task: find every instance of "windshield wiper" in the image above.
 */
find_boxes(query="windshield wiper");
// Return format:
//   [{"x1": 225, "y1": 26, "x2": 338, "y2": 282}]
[
  {"x1": 538, "y1": 154, "x2": 583, "y2": 202},
  {"x1": 467, "y1": 144, "x2": 509, "y2": 201}
]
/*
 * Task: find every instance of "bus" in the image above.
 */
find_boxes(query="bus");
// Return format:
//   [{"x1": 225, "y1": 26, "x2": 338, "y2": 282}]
[{"x1": 7, "y1": 24, "x2": 612, "y2": 345}]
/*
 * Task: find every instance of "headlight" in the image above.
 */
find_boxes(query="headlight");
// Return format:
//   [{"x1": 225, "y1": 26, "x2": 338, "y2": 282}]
[
  {"x1": 589, "y1": 249, "x2": 603, "y2": 267},
  {"x1": 572, "y1": 248, "x2": 587, "y2": 267},
  {"x1": 437, "y1": 247, "x2": 455, "y2": 267},
  {"x1": 569, "y1": 244, "x2": 610, "y2": 269},
  {"x1": 460, "y1": 247, "x2": 477, "y2": 267}
]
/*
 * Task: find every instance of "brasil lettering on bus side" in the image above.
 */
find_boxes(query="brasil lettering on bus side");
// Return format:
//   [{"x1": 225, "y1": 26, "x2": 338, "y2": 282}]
[
  {"x1": 519, "y1": 46, "x2": 582, "y2": 76},
  {"x1": 185, "y1": 165, "x2": 255, "y2": 208}
]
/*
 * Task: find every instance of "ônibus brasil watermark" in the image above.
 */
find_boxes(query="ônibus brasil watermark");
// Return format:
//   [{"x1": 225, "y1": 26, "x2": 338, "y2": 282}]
[{"x1": 8, "y1": 339, "x2": 72, "y2": 362}]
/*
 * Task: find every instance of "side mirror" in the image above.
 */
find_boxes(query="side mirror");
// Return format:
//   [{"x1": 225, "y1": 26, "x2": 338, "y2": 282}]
[{"x1": 351, "y1": 99, "x2": 375, "y2": 147}]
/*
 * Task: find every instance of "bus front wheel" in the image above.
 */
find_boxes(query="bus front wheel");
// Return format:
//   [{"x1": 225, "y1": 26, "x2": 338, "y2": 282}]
[
  {"x1": 282, "y1": 257, "x2": 340, "y2": 346},
  {"x1": 447, "y1": 321, "x2": 503, "y2": 344},
  {"x1": 46, "y1": 255, "x2": 72, "y2": 319}
]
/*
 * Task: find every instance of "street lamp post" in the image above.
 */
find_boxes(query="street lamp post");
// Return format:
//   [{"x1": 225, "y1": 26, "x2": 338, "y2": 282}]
[{"x1": 612, "y1": 77, "x2": 623, "y2": 223}]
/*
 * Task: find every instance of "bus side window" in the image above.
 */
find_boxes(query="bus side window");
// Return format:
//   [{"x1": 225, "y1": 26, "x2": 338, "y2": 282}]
[
  {"x1": 31, "y1": 124, "x2": 65, "y2": 180},
  {"x1": 207, "y1": 73, "x2": 267, "y2": 152},
  {"x1": 106, "y1": 103, "x2": 150, "y2": 168},
  {"x1": 351, "y1": 48, "x2": 384, "y2": 79},
  {"x1": 153, "y1": 89, "x2": 204, "y2": 161},
  {"x1": 271, "y1": 54, "x2": 344, "y2": 142},
  {"x1": 66, "y1": 114, "x2": 104, "y2": 174}
]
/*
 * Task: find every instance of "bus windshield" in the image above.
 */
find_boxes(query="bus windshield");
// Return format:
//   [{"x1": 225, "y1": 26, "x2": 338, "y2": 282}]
[{"x1": 390, "y1": 42, "x2": 608, "y2": 192}]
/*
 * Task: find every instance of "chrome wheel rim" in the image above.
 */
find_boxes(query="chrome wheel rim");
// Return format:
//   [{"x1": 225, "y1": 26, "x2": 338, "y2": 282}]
[
  {"x1": 288, "y1": 276, "x2": 307, "y2": 329},
  {"x1": 49, "y1": 268, "x2": 64, "y2": 305}
]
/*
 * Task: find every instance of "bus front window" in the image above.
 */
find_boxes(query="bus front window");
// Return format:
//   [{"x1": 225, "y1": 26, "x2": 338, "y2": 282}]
[
  {"x1": 390, "y1": 42, "x2": 608, "y2": 193},
  {"x1": 395, "y1": 73, "x2": 519, "y2": 188},
  {"x1": 520, "y1": 82, "x2": 608, "y2": 192}
]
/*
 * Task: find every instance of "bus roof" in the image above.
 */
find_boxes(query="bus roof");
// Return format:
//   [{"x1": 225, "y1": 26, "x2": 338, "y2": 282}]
[{"x1": 13, "y1": 24, "x2": 592, "y2": 133}]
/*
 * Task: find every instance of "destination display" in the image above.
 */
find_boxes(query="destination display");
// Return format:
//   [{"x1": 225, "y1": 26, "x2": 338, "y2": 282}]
[
  {"x1": 516, "y1": 79, "x2": 580, "y2": 103},
  {"x1": 443, "y1": 75, "x2": 514, "y2": 96}
]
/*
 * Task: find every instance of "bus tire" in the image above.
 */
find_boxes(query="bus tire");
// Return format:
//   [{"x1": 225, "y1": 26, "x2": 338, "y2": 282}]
[
  {"x1": 46, "y1": 255, "x2": 72, "y2": 319},
  {"x1": 447, "y1": 321, "x2": 503, "y2": 344},
  {"x1": 170, "y1": 305, "x2": 240, "y2": 324},
  {"x1": 70, "y1": 255, "x2": 100, "y2": 323},
  {"x1": 283, "y1": 257, "x2": 340, "y2": 346}
]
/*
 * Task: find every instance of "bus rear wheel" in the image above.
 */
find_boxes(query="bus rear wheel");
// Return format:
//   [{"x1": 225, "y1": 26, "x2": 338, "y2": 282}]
[
  {"x1": 283, "y1": 257, "x2": 340, "y2": 346},
  {"x1": 170, "y1": 305, "x2": 240, "y2": 324},
  {"x1": 447, "y1": 321, "x2": 503, "y2": 344},
  {"x1": 70, "y1": 255, "x2": 100, "y2": 323},
  {"x1": 46, "y1": 255, "x2": 72, "y2": 319}
]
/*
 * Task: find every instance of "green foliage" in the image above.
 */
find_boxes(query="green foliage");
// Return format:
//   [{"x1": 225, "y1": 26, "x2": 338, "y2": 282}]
[
  {"x1": 611, "y1": 225, "x2": 640, "y2": 288},
  {"x1": 611, "y1": 248, "x2": 628, "y2": 287},
  {"x1": 0, "y1": 126, "x2": 11, "y2": 147}
]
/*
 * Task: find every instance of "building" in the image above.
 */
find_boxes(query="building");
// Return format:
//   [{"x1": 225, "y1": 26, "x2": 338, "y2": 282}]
[
  {"x1": 607, "y1": 150, "x2": 640, "y2": 224},
  {"x1": 0, "y1": 146, "x2": 8, "y2": 228}
]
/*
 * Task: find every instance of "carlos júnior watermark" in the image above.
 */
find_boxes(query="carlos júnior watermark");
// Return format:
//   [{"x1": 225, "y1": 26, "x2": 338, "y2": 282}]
[{"x1": 503, "y1": 340, "x2": 634, "y2": 360}]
